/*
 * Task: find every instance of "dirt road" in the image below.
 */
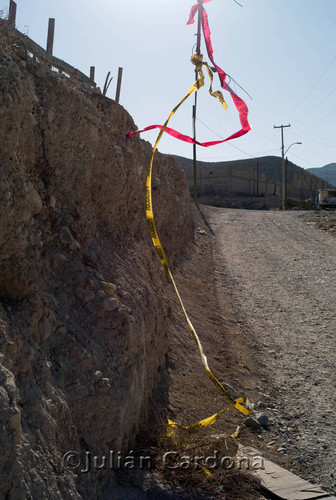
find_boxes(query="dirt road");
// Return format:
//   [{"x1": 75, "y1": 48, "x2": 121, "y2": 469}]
[{"x1": 202, "y1": 207, "x2": 336, "y2": 493}]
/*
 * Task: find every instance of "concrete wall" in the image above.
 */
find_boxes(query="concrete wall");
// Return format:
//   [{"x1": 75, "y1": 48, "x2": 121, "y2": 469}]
[{"x1": 195, "y1": 166, "x2": 324, "y2": 201}]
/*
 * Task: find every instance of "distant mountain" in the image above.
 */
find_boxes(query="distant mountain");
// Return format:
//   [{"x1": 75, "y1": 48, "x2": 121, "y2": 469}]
[{"x1": 307, "y1": 163, "x2": 336, "y2": 187}]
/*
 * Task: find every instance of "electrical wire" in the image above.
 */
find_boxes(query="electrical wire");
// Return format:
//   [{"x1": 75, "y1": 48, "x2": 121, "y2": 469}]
[
  {"x1": 196, "y1": 117, "x2": 256, "y2": 157},
  {"x1": 290, "y1": 152, "x2": 319, "y2": 168},
  {"x1": 300, "y1": 86, "x2": 336, "y2": 118},
  {"x1": 291, "y1": 125, "x2": 336, "y2": 148},
  {"x1": 196, "y1": 117, "x2": 281, "y2": 158},
  {"x1": 288, "y1": 129, "x2": 336, "y2": 150},
  {"x1": 288, "y1": 54, "x2": 336, "y2": 117},
  {"x1": 312, "y1": 103, "x2": 336, "y2": 128}
]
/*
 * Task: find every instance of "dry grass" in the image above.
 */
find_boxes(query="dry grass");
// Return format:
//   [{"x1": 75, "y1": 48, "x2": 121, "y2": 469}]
[{"x1": 133, "y1": 425, "x2": 264, "y2": 499}]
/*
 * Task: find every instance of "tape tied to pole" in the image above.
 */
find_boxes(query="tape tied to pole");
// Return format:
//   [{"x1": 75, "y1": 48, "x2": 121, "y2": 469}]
[
  {"x1": 128, "y1": 0, "x2": 253, "y2": 433},
  {"x1": 127, "y1": 2, "x2": 250, "y2": 145},
  {"x1": 144, "y1": 60, "x2": 252, "y2": 427}
]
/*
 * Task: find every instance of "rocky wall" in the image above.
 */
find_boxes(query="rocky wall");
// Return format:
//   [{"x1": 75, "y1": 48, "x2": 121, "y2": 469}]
[{"x1": 0, "y1": 26, "x2": 193, "y2": 499}]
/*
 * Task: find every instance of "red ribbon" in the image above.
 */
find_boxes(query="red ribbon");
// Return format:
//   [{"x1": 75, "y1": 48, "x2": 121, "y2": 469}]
[
  {"x1": 189, "y1": 2, "x2": 251, "y2": 140},
  {"x1": 126, "y1": 0, "x2": 251, "y2": 147},
  {"x1": 186, "y1": 0, "x2": 213, "y2": 25}
]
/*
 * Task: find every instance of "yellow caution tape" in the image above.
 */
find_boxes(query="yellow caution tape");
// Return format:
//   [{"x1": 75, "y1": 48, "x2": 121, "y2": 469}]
[
  {"x1": 200, "y1": 464, "x2": 212, "y2": 476},
  {"x1": 147, "y1": 54, "x2": 252, "y2": 433},
  {"x1": 231, "y1": 425, "x2": 242, "y2": 439},
  {"x1": 167, "y1": 406, "x2": 230, "y2": 437},
  {"x1": 190, "y1": 54, "x2": 228, "y2": 109}
]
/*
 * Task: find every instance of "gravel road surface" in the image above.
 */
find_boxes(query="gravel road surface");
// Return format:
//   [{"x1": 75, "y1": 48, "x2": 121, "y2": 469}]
[{"x1": 204, "y1": 207, "x2": 336, "y2": 494}]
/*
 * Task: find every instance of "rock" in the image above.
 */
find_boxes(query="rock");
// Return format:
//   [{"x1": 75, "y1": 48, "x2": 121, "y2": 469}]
[
  {"x1": 59, "y1": 226, "x2": 80, "y2": 250},
  {"x1": 47, "y1": 109, "x2": 55, "y2": 124},
  {"x1": 27, "y1": 182, "x2": 43, "y2": 216},
  {"x1": 100, "y1": 281, "x2": 117, "y2": 296},
  {"x1": 2, "y1": 92, "x2": 13, "y2": 108},
  {"x1": 59, "y1": 226, "x2": 74, "y2": 244},
  {"x1": 35, "y1": 65, "x2": 50, "y2": 80},
  {"x1": 244, "y1": 417, "x2": 261, "y2": 431},
  {"x1": 97, "y1": 377, "x2": 111, "y2": 389},
  {"x1": 57, "y1": 327, "x2": 67, "y2": 334},
  {"x1": 8, "y1": 407, "x2": 22, "y2": 445},
  {"x1": 84, "y1": 112, "x2": 100, "y2": 125},
  {"x1": 277, "y1": 445, "x2": 288, "y2": 454},
  {"x1": 222, "y1": 383, "x2": 238, "y2": 400},
  {"x1": 85, "y1": 302, "x2": 96, "y2": 313},
  {"x1": 28, "y1": 112, "x2": 38, "y2": 127},
  {"x1": 102, "y1": 298, "x2": 119, "y2": 311},
  {"x1": 258, "y1": 401, "x2": 267, "y2": 409},
  {"x1": 49, "y1": 195, "x2": 56, "y2": 208},
  {"x1": 93, "y1": 370, "x2": 103, "y2": 382},
  {"x1": 75, "y1": 288, "x2": 95, "y2": 303},
  {"x1": 97, "y1": 289, "x2": 106, "y2": 298},
  {"x1": 86, "y1": 247, "x2": 98, "y2": 263},
  {"x1": 38, "y1": 317, "x2": 52, "y2": 341},
  {"x1": 257, "y1": 413, "x2": 269, "y2": 429}
]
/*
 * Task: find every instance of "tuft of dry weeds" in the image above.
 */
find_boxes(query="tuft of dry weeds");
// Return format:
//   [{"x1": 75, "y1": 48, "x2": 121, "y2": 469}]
[{"x1": 133, "y1": 425, "x2": 264, "y2": 500}]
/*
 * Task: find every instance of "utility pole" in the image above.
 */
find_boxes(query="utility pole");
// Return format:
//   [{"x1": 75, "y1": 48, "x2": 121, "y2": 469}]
[
  {"x1": 274, "y1": 124, "x2": 290, "y2": 210},
  {"x1": 192, "y1": 0, "x2": 203, "y2": 204},
  {"x1": 285, "y1": 156, "x2": 288, "y2": 205}
]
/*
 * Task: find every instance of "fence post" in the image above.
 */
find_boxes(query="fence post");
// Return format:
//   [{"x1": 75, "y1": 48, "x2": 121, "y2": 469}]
[
  {"x1": 8, "y1": 0, "x2": 17, "y2": 27},
  {"x1": 46, "y1": 18, "x2": 55, "y2": 56},
  {"x1": 90, "y1": 66, "x2": 95, "y2": 83},
  {"x1": 115, "y1": 67, "x2": 123, "y2": 104}
]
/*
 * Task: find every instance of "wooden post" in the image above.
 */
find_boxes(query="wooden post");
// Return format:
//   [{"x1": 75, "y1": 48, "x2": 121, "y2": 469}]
[
  {"x1": 8, "y1": 0, "x2": 17, "y2": 27},
  {"x1": 274, "y1": 124, "x2": 290, "y2": 209},
  {"x1": 285, "y1": 156, "x2": 288, "y2": 207},
  {"x1": 90, "y1": 66, "x2": 95, "y2": 83},
  {"x1": 115, "y1": 67, "x2": 123, "y2": 104},
  {"x1": 46, "y1": 18, "x2": 55, "y2": 56},
  {"x1": 192, "y1": 104, "x2": 197, "y2": 202},
  {"x1": 192, "y1": 0, "x2": 203, "y2": 205}
]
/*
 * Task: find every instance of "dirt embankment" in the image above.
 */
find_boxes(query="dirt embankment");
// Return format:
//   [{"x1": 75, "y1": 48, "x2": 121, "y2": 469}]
[{"x1": 0, "y1": 27, "x2": 193, "y2": 499}]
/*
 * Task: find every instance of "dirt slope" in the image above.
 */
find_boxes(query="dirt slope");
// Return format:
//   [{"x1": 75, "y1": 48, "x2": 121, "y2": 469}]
[{"x1": 0, "y1": 26, "x2": 193, "y2": 499}]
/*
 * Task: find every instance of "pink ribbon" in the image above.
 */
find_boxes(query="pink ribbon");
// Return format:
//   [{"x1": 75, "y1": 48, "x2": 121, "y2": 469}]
[{"x1": 126, "y1": 0, "x2": 251, "y2": 146}]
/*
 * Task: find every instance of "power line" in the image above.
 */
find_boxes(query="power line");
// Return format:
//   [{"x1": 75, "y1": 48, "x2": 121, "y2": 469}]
[
  {"x1": 290, "y1": 152, "x2": 318, "y2": 168},
  {"x1": 312, "y1": 103, "x2": 336, "y2": 128},
  {"x1": 291, "y1": 125, "x2": 336, "y2": 148},
  {"x1": 289, "y1": 54, "x2": 336, "y2": 117},
  {"x1": 196, "y1": 117, "x2": 257, "y2": 157},
  {"x1": 293, "y1": 148, "x2": 336, "y2": 160},
  {"x1": 196, "y1": 117, "x2": 281, "y2": 159},
  {"x1": 300, "y1": 86, "x2": 336, "y2": 119},
  {"x1": 288, "y1": 129, "x2": 336, "y2": 150}
]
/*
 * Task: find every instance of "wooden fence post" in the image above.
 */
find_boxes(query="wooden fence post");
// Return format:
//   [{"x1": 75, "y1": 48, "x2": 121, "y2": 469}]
[
  {"x1": 90, "y1": 66, "x2": 95, "y2": 83},
  {"x1": 46, "y1": 18, "x2": 55, "y2": 56},
  {"x1": 8, "y1": 0, "x2": 17, "y2": 27},
  {"x1": 115, "y1": 67, "x2": 123, "y2": 104}
]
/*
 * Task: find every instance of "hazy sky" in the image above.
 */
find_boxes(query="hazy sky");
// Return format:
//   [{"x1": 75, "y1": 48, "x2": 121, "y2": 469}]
[{"x1": 2, "y1": 0, "x2": 336, "y2": 170}]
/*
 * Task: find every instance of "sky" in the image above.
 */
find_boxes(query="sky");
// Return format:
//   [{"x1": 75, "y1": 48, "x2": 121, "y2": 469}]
[{"x1": 1, "y1": 0, "x2": 336, "y2": 170}]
